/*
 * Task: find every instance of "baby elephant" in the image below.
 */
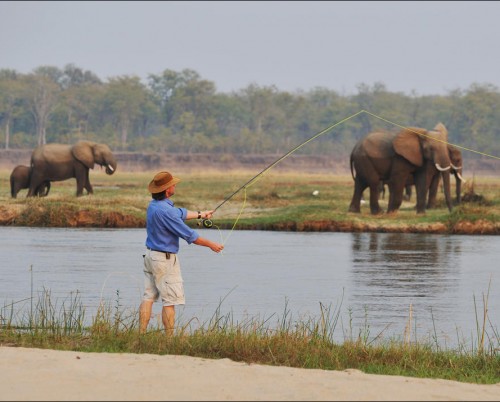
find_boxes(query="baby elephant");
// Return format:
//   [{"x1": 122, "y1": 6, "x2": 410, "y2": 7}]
[{"x1": 10, "y1": 165, "x2": 51, "y2": 198}]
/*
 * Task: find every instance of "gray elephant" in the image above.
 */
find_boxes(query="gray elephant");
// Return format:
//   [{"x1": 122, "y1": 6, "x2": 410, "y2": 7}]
[
  {"x1": 28, "y1": 140, "x2": 117, "y2": 197},
  {"x1": 349, "y1": 123, "x2": 453, "y2": 215},
  {"x1": 10, "y1": 165, "x2": 51, "y2": 198}
]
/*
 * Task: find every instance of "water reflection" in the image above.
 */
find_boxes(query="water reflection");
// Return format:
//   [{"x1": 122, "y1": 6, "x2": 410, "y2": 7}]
[{"x1": 348, "y1": 233, "x2": 464, "y2": 339}]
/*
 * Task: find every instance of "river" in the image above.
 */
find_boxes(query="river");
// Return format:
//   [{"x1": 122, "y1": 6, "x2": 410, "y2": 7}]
[{"x1": 0, "y1": 227, "x2": 498, "y2": 349}]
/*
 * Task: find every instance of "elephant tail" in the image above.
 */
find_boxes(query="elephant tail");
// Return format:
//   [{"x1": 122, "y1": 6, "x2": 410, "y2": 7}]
[{"x1": 350, "y1": 154, "x2": 356, "y2": 181}]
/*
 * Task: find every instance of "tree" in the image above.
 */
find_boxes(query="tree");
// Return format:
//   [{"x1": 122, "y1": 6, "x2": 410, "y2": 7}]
[
  {"x1": 54, "y1": 65, "x2": 103, "y2": 140},
  {"x1": 25, "y1": 67, "x2": 61, "y2": 145},
  {"x1": 0, "y1": 70, "x2": 25, "y2": 149},
  {"x1": 102, "y1": 75, "x2": 149, "y2": 149}
]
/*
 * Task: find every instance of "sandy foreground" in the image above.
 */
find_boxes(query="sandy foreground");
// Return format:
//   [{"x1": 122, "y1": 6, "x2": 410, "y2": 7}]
[{"x1": 1, "y1": 346, "x2": 499, "y2": 401}]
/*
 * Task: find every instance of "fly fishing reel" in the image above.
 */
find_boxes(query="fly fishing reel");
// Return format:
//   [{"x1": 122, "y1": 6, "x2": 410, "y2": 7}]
[
  {"x1": 197, "y1": 218, "x2": 213, "y2": 228},
  {"x1": 202, "y1": 219, "x2": 213, "y2": 228}
]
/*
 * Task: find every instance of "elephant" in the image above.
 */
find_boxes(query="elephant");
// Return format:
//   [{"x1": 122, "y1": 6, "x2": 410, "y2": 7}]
[
  {"x1": 427, "y1": 144, "x2": 464, "y2": 208},
  {"x1": 28, "y1": 140, "x2": 117, "y2": 197},
  {"x1": 383, "y1": 146, "x2": 463, "y2": 209},
  {"x1": 348, "y1": 123, "x2": 453, "y2": 215},
  {"x1": 10, "y1": 165, "x2": 51, "y2": 198}
]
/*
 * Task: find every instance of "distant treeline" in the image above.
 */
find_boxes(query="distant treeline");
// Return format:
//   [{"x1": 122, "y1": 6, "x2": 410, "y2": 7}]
[{"x1": 1, "y1": 64, "x2": 500, "y2": 162}]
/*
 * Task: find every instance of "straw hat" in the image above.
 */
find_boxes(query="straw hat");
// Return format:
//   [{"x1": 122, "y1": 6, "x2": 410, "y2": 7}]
[{"x1": 148, "y1": 171, "x2": 181, "y2": 193}]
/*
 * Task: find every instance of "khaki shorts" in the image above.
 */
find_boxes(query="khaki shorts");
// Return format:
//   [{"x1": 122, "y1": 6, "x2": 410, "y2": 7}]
[{"x1": 142, "y1": 249, "x2": 185, "y2": 306}]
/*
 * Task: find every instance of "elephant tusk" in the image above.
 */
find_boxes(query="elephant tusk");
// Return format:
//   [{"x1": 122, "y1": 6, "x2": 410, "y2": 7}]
[
  {"x1": 435, "y1": 163, "x2": 451, "y2": 172},
  {"x1": 457, "y1": 172, "x2": 466, "y2": 183},
  {"x1": 107, "y1": 164, "x2": 115, "y2": 173},
  {"x1": 451, "y1": 163, "x2": 462, "y2": 170}
]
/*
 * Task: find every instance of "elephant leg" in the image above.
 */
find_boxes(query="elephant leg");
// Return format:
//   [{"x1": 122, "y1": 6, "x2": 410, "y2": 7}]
[
  {"x1": 84, "y1": 170, "x2": 93, "y2": 194},
  {"x1": 414, "y1": 173, "x2": 428, "y2": 214},
  {"x1": 426, "y1": 174, "x2": 439, "y2": 209},
  {"x1": 348, "y1": 178, "x2": 367, "y2": 213},
  {"x1": 10, "y1": 180, "x2": 18, "y2": 198},
  {"x1": 403, "y1": 184, "x2": 412, "y2": 201},
  {"x1": 36, "y1": 181, "x2": 50, "y2": 197},
  {"x1": 369, "y1": 183, "x2": 382, "y2": 215},
  {"x1": 387, "y1": 175, "x2": 408, "y2": 213},
  {"x1": 27, "y1": 171, "x2": 45, "y2": 197},
  {"x1": 85, "y1": 181, "x2": 93, "y2": 194},
  {"x1": 75, "y1": 165, "x2": 91, "y2": 196},
  {"x1": 378, "y1": 182, "x2": 385, "y2": 199},
  {"x1": 44, "y1": 181, "x2": 51, "y2": 196}
]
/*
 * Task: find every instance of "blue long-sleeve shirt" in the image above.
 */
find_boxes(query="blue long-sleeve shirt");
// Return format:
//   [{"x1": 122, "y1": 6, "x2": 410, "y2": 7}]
[{"x1": 145, "y1": 199, "x2": 199, "y2": 253}]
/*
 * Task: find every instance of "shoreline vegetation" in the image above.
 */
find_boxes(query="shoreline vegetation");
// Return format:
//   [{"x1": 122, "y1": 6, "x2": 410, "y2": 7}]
[
  {"x1": 1, "y1": 288, "x2": 499, "y2": 385},
  {"x1": 0, "y1": 169, "x2": 498, "y2": 234},
  {"x1": 1, "y1": 168, "x2": 499, "y2": 387}
]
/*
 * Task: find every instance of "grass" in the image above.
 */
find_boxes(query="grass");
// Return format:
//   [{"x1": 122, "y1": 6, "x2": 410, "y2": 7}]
[
  {"x1": 0, "y1": 168, "x2": 499, "y2": 233},
  {"x1": 1, "y1": 289, "x2": 500, "y2": 384}
]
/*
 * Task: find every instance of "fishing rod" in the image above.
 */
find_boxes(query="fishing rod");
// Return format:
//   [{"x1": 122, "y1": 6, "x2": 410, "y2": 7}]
[{"x1": 199, "y1": 111, "x2": 364, "y2": 228}]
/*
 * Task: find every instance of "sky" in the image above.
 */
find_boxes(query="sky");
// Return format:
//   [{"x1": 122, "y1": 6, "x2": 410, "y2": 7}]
[{"x1": 1, "y1": 1, "x2": 500, "y2": 96}]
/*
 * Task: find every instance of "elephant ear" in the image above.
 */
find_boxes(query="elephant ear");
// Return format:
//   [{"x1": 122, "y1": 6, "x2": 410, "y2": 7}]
[
  {"x1": 448, "y1": 145, "x2": 462, "y2": 168},
  {"x1": 393, "y1": 127, "x2": 425, "y2": 166},
  {"x1": 433, "y1": 122, "x2": 448, "y2": 136},
  {"x1": 71, "y1": 141, "x2": 95, "y2": 169}
]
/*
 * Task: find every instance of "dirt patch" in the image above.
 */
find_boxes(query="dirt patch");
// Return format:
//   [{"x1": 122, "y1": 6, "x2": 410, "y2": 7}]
[
  {"x1": 2, "y1": 205, "x2": 145, "y2": 228},
  {"x1": 451, "y1": 219, "x2": 498, "y2": 235},
  {"x1": 63, "y1": 210, "x2": 144, "y2": 228},
  {"x1": 220, "y1": 219, "x2": 499, "y2": 235},
  {"x1": 0, "y1": 205, "x2": 20, "y2": 225}
]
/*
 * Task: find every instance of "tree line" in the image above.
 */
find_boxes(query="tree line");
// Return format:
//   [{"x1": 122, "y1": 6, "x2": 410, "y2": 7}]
[{"x1": 1, "y1": 64, "x2": 500, "y2": 162}]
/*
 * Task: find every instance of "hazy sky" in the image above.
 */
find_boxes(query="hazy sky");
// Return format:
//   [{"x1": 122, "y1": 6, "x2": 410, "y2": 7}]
[{"x1": 2, "y1": 1, "x2": 500, "y2": 95}]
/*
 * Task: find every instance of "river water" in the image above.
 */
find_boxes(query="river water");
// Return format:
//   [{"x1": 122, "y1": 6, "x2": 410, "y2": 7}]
[{"x1": 0, "y1": 227, "x2": 498, "y2": 349}]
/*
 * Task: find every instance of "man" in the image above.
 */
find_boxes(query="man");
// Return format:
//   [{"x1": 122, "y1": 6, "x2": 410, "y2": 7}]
[{"x1": 139, "y1": 171, "x2": 224, "y2": 335}]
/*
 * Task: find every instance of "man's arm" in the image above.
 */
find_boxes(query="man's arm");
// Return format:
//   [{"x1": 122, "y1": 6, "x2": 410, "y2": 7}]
[
  {"x1": 186, "y1": 210, "x2": 215, "y2": 220},
  {"x1": 193, "y1": 236, "x2": 224, "y2": 253}
]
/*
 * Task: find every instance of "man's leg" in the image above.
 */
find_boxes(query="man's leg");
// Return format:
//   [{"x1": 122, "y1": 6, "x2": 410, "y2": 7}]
[
  {"x1": 162, "y1": 305, "x2": 175, "y2": 335},
  {"x1": 139, "y1": 299, "x2": 153, "y2": 333}
]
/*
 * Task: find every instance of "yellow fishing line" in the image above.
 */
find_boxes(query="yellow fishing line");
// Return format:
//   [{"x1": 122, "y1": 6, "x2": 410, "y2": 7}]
[{"x1": 220, "y1": 187, "x2": 248, "y2": 246}]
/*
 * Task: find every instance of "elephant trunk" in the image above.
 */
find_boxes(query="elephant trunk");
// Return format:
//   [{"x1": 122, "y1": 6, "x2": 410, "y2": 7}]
[
  {"x1": 441, "y1": 171, "x2": 453, "y2": 212},
  {"x1": 455, "y1": 170, "x2": 463, "y2": 204},
  {"x1": 105, "y1": 161, "x2": 117, "y2": 175}
]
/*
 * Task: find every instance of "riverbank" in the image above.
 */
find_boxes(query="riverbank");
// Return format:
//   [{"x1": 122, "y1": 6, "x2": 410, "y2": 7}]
[
  {"x1": 1, "y1": 205, "x2": 498, "y2": 234},
  {"x1": 0, "y1": 170, "x2": 498, "y2": 234},
  {"x1": 1, "y1": 347, "x2": 499, "y2": 401}
]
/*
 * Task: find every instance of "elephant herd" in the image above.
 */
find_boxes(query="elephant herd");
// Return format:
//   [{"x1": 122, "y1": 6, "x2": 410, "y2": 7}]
[
  {"x1": 348, "y1": 122, "x2": 464, "y2": 215},
  {"x1": 10, "y1": 140, "x2": 117, "y2": 198},
  {"x1": 9, "y1": 126, "x2": 462, "y2": 216}
]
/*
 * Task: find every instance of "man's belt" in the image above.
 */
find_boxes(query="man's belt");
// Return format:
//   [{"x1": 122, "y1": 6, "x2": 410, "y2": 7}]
[{"x1": 146, "y1": 247, "x2": 173, "y2": 259}]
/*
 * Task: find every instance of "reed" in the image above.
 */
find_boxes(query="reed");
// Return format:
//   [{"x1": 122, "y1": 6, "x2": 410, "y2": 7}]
[{"x1": 1, "y1": 289, "x2": 499, "y2": 384}]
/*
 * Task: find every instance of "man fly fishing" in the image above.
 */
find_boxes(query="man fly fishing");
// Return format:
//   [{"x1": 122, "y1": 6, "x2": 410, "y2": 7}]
[{"x1": 139, "y1": 171, "x2": 224, "y2": 335}]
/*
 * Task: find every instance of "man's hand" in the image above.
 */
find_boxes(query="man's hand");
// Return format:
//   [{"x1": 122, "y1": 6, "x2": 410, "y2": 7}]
[
  {"x1": 202, "y1": 210, "x2": 215, "y2": 219},
  {"x1": 209, "y1": 241, "x2": 224, "y2": 253}
]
